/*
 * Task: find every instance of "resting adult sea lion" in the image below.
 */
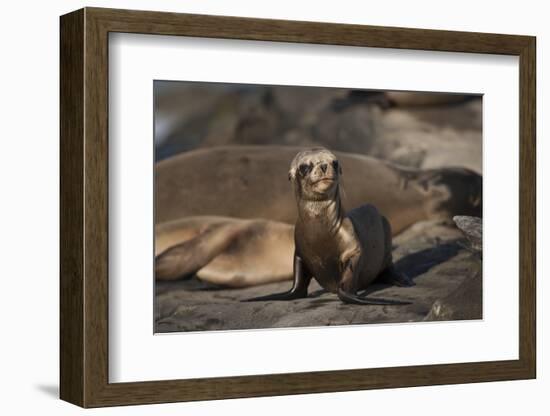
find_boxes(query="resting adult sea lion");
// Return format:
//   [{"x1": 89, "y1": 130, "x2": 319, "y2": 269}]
[
  {"x1": 155, "y1": 146, "x2": 482, "y2": 235},
  {"x1": 155, "y1": 216, "x2": 294, "y2": 287},
  {"x1": 246, "y1": 148, "x2": 413, "y2": 305}
]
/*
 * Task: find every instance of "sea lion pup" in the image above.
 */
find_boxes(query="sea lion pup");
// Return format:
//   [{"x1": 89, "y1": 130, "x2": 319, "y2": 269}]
[
  {"x1": 155, "y1": 216, "x2": 294, "y2": 287},
  {"x1": 155, "y1": 146, "x2": 482, "y2": 235},
  {"x1": 246, "y1": 148, "x2": 413, "y2": 305}
]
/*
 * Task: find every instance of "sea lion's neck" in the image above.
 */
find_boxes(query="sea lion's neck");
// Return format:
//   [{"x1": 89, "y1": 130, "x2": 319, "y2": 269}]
[{"x1": 297, "y1": 192, "x2": 344, "y2": 235}]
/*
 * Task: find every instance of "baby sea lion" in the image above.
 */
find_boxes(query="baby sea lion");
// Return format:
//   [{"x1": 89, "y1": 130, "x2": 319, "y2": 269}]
[
  {"x1": 246, "y1": 148, "x2": 413, "y2": 305},
  {"x1": 155, "y1": 146, "x2": 482, "y2": 235}
]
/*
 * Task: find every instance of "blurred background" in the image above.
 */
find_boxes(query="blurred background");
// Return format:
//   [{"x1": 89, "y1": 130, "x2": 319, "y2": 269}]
[{"x1": 154, "y1": 81, "x2": 482, "y2": 173}]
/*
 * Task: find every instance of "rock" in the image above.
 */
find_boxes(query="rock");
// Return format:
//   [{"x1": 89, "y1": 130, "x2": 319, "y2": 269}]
[
  {"x1": 424, "y1": 264, "x2": 482, "y2": 321},
  {"x1": 425, "y1": 215, "x2": 483, "y2": 321},
  {"x1": 453, "y1": 215, "x2": 482, "y2": 252}
]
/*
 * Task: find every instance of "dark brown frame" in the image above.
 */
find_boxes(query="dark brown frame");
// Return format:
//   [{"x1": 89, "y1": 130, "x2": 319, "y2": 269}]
[{"x1": 60, "y1": 7, "x2": 536, "y2": 408}]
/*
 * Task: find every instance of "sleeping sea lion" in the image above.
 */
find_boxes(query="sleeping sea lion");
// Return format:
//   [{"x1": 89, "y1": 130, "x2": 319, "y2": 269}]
[
  {"x1": 155, "y1": 146, "x2": 482, "y2": 235},
  {"x1": 155, "y1": 216, "x2": 294, "y2": 287},
  {"x1": 245, "y1": 148, "x2": 414, "y2": 305}
]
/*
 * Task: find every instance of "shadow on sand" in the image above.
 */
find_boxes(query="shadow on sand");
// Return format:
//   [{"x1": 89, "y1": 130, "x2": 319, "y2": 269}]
[{"x1": 359, "y1": 241, "x2": 462, "y2": 297}]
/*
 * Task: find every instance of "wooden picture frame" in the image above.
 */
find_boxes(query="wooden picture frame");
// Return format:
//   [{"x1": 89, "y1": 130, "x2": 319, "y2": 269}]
[{"x1": 60, "y1": 7, "x2": 536, "y2": 408}]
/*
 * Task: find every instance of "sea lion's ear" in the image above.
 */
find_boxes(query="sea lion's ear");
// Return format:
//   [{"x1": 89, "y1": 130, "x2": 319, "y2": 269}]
[
  {"x1": 288, "y1": 169, "x2": 295, "y2": 181},
  {"x1": 332, "y1": 159, "x2": 342, "y2": 176}
]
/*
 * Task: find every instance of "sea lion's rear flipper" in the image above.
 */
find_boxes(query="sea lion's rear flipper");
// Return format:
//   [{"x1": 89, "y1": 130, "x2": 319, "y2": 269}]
[
  {"x1": 155, "y1": 224, "x2": 241, "y2": 280},
  {"x1": 378, "y1": 264, "x2": 415, "y2": 287},
  {"x1": 337, "y1": 288, "x2": 411, "y2": 306}
]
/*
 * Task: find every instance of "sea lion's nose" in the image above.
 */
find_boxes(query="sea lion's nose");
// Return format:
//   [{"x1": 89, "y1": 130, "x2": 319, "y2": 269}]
[{"x1": 320, "y1": 163, "x2": 328, "y2": 173}]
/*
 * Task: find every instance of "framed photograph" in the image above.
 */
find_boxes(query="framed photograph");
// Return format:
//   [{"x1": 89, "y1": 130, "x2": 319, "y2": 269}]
[{"x1": 60, "y1": 7, "x2": 536, "y2": 408}]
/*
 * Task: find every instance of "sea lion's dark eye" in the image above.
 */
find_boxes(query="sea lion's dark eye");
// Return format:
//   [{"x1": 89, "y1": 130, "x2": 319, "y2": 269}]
[{"x1": 298, "y1": 163, "x2": 312, "y2": 176}]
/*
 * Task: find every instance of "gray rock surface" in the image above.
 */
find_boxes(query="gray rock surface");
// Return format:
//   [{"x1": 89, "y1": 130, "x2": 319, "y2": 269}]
[
  {"x1": 425, "y1": 216, "x2": 483, "y2": 321},
  {"x1": 425, "y1": 264, "x2": 482, "y2": 321},
  {"x1": 155, "y1": 221, "x2": 482, "y2": 333},
  {"x1": 453, "y1": 215, "x2": 482, "y2": 252}
]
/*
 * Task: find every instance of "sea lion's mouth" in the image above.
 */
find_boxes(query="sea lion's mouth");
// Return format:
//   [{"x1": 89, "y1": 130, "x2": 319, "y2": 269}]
[{"x1": 312, "y1": 177, "x2": 336, "y2": 185}]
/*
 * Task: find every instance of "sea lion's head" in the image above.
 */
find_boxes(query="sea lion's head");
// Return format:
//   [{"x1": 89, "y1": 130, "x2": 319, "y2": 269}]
[
  {"x1": 412, "y1": 167, "x2": 483, "y2": 219},
  {"x1": 289, "y1": 148, "x2": 342, "y2": 201}
]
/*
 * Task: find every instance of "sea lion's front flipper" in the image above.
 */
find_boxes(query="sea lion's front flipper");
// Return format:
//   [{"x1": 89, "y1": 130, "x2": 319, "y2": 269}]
[
  {"x1": 242, "y1": 290, "x2": 306, "y2": 302},
  {"x1": 243, "y1": 253, "x2": 311, "y2": 302},
  {"x1": 337, "y1": 288, "x2": 411, "y2": 305}
]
